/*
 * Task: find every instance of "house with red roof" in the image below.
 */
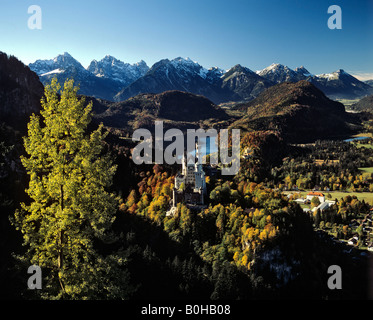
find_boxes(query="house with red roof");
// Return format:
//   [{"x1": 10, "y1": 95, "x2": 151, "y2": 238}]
[{"x1": 306, "y1": 191, "x2": 325, "y2": 203}]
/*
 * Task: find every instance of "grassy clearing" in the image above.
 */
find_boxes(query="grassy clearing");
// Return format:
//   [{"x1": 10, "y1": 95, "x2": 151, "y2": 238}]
[
  {"x1": 353, "y1": 132, "x2": 373, "y2": 138},
  {"x1": 337, "y1": 98, "x2": 360, "y2": 105},
  {"x1": 337, "y1": 98, "x2": 360, "y2": 110},
  {"x1": 355, "y1": 143, "x2": 373, "y2": 149},
  {"x1": 289, "y1": 190, "x2": 373, "y2": 205},
  {"x1": 326, "y1": 191, "x2": 373, "y2": 204},
  {"x1": 359, "y1": 167, "x2": 373, "y2": 173}
]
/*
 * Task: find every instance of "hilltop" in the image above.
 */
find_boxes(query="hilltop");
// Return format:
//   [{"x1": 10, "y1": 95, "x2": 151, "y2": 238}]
[
  {"x1": 0, "y1": 52, "x2": 43, "y2": 131},
  {"x1": 350, "y1": 95, "x2": 373, "y2": 113},
  {"x1": 93, "y1": 90, "x2": 231, "y2": 133},
  {"x1": 231, "y1": 80, "x2": 359, "y2": 143}
]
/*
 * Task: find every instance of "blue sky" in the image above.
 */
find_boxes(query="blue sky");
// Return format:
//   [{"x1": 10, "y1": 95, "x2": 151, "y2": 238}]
[{"x1": 1, "y1": 0, "x2": 372, "y2": 79}]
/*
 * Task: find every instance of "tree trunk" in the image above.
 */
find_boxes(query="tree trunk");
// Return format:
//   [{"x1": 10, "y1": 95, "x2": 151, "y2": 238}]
[{"x1": 58, "y1": 183, "x2": 65, "y2": 293}]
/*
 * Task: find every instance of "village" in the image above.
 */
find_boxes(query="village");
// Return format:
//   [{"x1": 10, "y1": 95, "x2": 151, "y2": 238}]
[{"x1": 285, "y1": 190, "x2": 373, "y2": 252}]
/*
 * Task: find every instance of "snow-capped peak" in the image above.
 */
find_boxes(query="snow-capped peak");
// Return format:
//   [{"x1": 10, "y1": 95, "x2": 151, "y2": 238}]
[
  {"x1": 294, "y1": 66, "x2": 313, "y2": 77},
  {"x1": 87, "y1": 55, "x2": 149, "y2": 85},
  {"x1": 168, "y1": 57, "x2": 209, "y2": 79},
  {"x1": 257, "y1": 63, "x2": 292, "y2": 75},
  {"x1": 29, "y1": 52, "x2": 83, "y2": 75},
  {"x1": 208, "y1": 66, "x2": 225, "y2": 76},
  {"x1": 256, "y1": 63, "x2": 314, "y2": 83},
  {"x1": 268, "y1": 63, "x2": 282, "y2": 70},
  {"x1": 53, "y1": 52, "x2": 81, "y2": 67},
  {"x1": 170, "y1": 57, "x2": 202, "y2": 70},
  {"x1": 316, "y1": 69, "x2": 352, "y2": 81}
]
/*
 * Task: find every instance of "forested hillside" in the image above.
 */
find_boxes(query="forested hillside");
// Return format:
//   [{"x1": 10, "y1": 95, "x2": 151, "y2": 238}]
[{"x1": 1, "y1": 53, "x2": 372, "y2": 300}]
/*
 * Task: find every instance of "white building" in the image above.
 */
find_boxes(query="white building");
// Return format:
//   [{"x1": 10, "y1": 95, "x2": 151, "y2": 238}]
[
  {"x1": 312, "y1": 201, "x2": 333, "y2": 213},
  {"x1": 174, "y1": 143, "x2": 206, "y2": 195},
  {"x1": 306, "y1": 191, "x2": 325, "y2": 203},
  {"x1": 167, "y1": 143, "x2": 207, "y2": 216}
]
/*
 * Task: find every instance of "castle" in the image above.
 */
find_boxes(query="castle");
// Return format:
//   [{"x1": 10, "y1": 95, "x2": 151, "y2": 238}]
[{"x1": 167, "y1": 143, "x2": 207, "y2": 216}]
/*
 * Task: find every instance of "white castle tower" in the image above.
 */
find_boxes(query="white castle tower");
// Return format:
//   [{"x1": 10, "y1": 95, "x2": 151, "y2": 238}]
[
  {"x1": 175, "y1": 143, "x2": 206, "y2": 199},
  {"x1": 167, "y1": 141, "x2": 212, "y2": 216},
  {"x1": 194, "y1": 142, "x2": 206, "y2": 194}
]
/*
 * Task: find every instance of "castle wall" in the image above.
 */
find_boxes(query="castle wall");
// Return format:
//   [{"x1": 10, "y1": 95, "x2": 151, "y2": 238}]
[{"x1": 172, "y1": 145, "x2": 207, "y2": 207}]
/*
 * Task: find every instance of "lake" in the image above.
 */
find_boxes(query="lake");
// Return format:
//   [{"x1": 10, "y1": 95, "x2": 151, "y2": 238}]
[
  {"x1": 344, "y1": 136, "x2": 370, "y2": 142},
  {"x1": 189, "y1": 136, "x2": 218, "y2": 156}
]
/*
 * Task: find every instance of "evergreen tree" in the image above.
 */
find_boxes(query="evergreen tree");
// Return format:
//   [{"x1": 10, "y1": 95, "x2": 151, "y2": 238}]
[{"x1": 13, "y1": 79, "x2": 133, "y2": 299}]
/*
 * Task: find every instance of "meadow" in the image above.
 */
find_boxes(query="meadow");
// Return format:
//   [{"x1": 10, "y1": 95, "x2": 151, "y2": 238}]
[{"x1": 289, "y1": 190, "x2": 373, "y2": 205}]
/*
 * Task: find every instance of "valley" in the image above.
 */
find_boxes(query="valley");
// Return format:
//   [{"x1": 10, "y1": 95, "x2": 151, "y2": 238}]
[{"x1": 1, "y1": 51, "x2": 373, "y2": 300}]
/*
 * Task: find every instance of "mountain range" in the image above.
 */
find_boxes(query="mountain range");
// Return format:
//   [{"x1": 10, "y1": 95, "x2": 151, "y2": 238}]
[
  {"x1": 0, "y1": 51, "x2": 366, "y2": 146},
  {"x1": 28, "y1": 52, "x2": 148, "y2": 101},
  {"x1": 87, "y1": 55, "x2": 149, "y2": 87},
  {"x1": 28, "y1": 53, "x2": 373, "y2": 103}
]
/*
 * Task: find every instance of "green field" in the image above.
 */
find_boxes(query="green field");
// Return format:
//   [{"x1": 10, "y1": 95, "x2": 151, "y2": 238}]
[
  {"x1": 289, "y1": 190, "x2": 373, "y2": 205},
  {"x1": 336, "y1": 98, "x2": 360, "y2": 107},
  {"x1": 359, "y1": 167, "x2": 373, "y2": 173},
  {"x1": 355, "y1": 143, "x2": 373, "y2": 150},
  {"x1": 327, "y1": 191, "x2": 373, "y2": 204}
]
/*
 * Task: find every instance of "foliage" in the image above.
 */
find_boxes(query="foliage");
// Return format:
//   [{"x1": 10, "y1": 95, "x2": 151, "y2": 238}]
[
  {"x1": 3, "y1": 76, "x2": 372, "y2": 299},
  {"x1": 13, "y1": 79, "x2": 133, "y2": 299},
  {"x1": 123, "y1": 162, "x2": 319, "y2": 296},
  {"x1": 270, "y1": 139, "x2": 373, "y2": 192}
]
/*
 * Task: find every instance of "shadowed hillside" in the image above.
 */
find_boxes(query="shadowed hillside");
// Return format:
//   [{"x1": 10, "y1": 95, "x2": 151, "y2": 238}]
[
  {"x1": 231, "y1": 80, "x2": 361, "y2": 143},
  {"x1": 94, "y1": 90, "x2": 231, "y2": 132}
]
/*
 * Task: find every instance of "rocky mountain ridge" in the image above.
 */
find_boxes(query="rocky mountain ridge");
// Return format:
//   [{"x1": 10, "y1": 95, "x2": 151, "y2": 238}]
[{"x1": 29, "y1": 52, "x2": 373, "y2": 103}]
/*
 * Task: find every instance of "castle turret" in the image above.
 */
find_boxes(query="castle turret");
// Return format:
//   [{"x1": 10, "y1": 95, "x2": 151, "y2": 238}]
[
  {"x1": 172, "y1": 143, "x2": 207, "y2": 209},
  {"x1": 182, "y1": 150, "x2": 186, "y2": 175},
  {"x1": 172, "y1": 187, "x2": 177, "y2": 207},
  {"x1": 195, "y1": 141, "x2": 203, "y2": 173}
]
